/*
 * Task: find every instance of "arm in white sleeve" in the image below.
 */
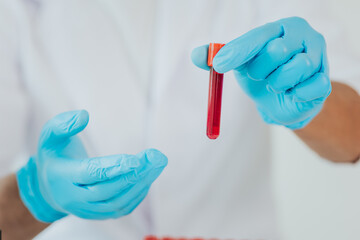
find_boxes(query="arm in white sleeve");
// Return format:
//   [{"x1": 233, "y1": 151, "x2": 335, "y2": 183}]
[
  {"x1": 0, "y1": 1, "x2": 48, "y2": 240},
  {"x1": 0, "y1": 0, "x2": 29, "y2": 177}
]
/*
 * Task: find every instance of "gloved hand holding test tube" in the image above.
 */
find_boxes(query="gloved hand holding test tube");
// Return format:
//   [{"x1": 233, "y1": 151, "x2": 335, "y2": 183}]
[{"x1": 193, "y1": 17, "x2": 332, "y2": 138}]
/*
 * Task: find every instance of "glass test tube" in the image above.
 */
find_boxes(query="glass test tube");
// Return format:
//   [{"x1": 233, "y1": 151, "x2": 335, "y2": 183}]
[{"x1": 207, "y1": 43, "x2": 225, "y2": 140}]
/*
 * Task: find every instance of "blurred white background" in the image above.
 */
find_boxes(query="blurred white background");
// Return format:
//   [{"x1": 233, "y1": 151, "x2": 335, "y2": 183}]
[
  {"x1": 0, "y1": 1, "x2": 358, "y2": 239},
  {"x1": 273, "y1": 1, "x2": 360, "y2": 239}
]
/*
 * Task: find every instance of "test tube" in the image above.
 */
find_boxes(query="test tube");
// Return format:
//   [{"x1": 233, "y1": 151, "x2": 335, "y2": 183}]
[{"x1": 207, "y1": 43, "x2": 225, "y2": 140}]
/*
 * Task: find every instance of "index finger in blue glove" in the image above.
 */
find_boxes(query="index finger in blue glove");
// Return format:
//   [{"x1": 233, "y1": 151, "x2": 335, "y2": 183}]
[
  {"x1": 135, "y1": 148, "x2": 168, "y2": 172},
  {"x1": 73, "y1": 149, "x2": 167, "y2": 199},
  {"x1": 80, "y1": 149, "x2": 167, "y2": 213},
  {"x1": 76, "y1": 149, "x2": 167, "y2": 202},
  {"x1": 73, "y1": 154, "x2": 141, "y2": 185},
  {"x1": 213, "y1": 21, "x2": 283, "y2": 73}
]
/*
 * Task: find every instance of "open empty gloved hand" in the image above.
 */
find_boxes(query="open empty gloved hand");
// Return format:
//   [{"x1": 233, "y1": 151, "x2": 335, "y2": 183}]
[
  {"x1": 16, "y1": 110, "x2": 167, "y2": 222},
  {"x1": 192, "y1": 17, "x2": 331, "y2": 129}
]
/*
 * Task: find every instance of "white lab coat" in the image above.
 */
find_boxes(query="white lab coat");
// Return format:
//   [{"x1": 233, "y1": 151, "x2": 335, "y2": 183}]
[{"x1": 0, "y1": 0, "x2": 359, "y2": 239}]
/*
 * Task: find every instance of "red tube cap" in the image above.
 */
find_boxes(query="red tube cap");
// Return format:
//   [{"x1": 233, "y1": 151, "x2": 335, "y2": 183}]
[{"x1": 207, "y1": 43, "x2": 225, "y2": 67}]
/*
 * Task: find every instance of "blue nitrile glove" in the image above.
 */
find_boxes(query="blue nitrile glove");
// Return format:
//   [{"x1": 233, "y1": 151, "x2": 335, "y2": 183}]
[
  {"x1": 16, "y1": 110, "x2": 167, "y2": 222},
  {"x1": 192, "y1": 17, "x2": 332, "y2": 129}
]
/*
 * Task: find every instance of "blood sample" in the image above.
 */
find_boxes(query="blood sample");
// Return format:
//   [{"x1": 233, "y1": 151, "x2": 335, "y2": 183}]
[{"x1": 207, "y1": 43, "x2": 225, "y2": 140}]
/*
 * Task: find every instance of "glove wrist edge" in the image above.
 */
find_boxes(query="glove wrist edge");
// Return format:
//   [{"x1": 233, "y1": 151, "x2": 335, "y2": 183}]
[{"x1": 16, "y1": 157, "x2": 67, "y2": 223}]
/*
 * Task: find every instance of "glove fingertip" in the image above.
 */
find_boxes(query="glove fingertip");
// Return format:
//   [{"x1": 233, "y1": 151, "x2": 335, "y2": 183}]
[
  {"x1": 212, "y1": 64, "x2": 227, "y2": 74},
  {"x1": 55, "y1": 110, "x2": 89, "y2": 135},
  {"x1": 70, "y1": 109, "x2": 89, "y2": 131},
  {"x1": 144, "y1": 148, "x2": 168, "y2": 168},
  {"x1": 40, "y1": 110, "x2": 89, "y2": 147},
  {"x1": 191, "y1": 45, "x2": 211, "y2": 71}
]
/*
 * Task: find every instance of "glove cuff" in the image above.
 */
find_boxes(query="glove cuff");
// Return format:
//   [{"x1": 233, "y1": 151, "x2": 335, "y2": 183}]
[
  {"x1": 16, "y1": 157, "x2": 67, "y2": 223},
  {"x1": 256, "y1": 104, "x2": 323, "y2": 130},
  {"x1": 285, "y1": 104, "x2": 324, "y2": 130},
  {"x1": 285, "y1": 117, "x2": 314, "y2": 130}
]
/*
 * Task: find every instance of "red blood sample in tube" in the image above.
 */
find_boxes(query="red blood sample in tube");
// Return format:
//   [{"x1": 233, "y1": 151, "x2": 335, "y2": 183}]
[{"x1": 207, "y1": 43, "x2": 225, "y2": 139}]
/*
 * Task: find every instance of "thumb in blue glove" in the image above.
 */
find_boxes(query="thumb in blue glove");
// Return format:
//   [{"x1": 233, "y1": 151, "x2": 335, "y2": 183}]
[
  {"x1": 192, "y1": 17, "x2": 331, "y2": 129},
  {"x1": 17, "y1": 110, "x2": 167, "y2": 222}
]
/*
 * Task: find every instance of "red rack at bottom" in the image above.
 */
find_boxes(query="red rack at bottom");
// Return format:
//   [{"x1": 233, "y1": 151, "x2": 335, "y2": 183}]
[{"x1": 144, "y1": 236, "x2": 256, "y2": 240}]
